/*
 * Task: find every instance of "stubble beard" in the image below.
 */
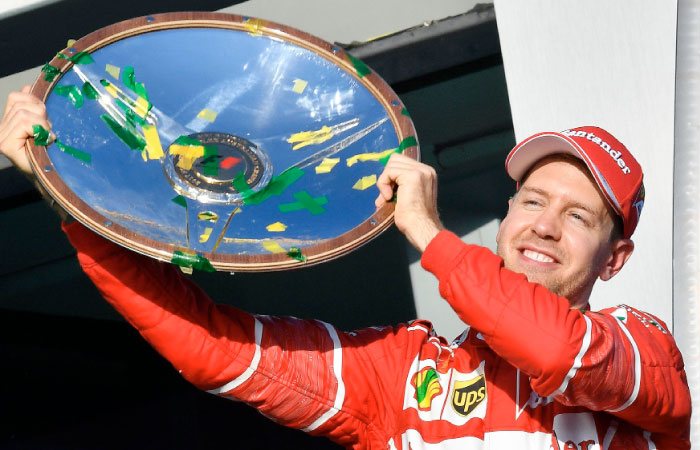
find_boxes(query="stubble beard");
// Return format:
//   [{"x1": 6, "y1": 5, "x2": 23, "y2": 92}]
[{"x1": 496, "y1": 241, "x2": 590, "y2": 304}]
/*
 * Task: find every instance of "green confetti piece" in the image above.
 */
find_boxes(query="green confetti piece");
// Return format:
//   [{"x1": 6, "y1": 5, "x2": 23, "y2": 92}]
[
  {"x1": 122, "y1": 66, "x2": 149, "y2": 100},
  {"x1": 114, "y1": 98, "x2": 129, "y2": 113},
  {"x1": 171, "y1": 195, "x2": 187, "y2": 208},
  {"x1": 174, "y1": 135, "x2": 203, "y2": 146},
  {"x1": 122, "y1": 66, "x2": 136, "y2": 89},
  {"x1": 100, "y1": 114, "x2": 146, "y2": 151},
  {"x1": 378, "y1": 136, "x2": 418, "y2": 165},
  {"x1": 232, "y1": 171, "x2": 253, "y2": 196},
  {"x1": 108, "y1": 82, "x2": 151, "y2": 124},
  {"x1": 234, "y1": 167, "x2": 305, "y2": 205},
  {"x1": 32, "y1": 124, "x2": 51, "y2": 146},
  {"x1": 55, "y1": 139, "x2": 91, "y2": 163},
  {"x1": 400, "y1": 136, "x2": 418, "y2": 149},
  {"x1": 112, "y1": 99, "x2": 146, "y2": 126},
  {"x1": 401, "y1": 108, "x2": 411, "y2": 117},
  {"x1": 278, "y1": 190, "x2": 328, "y2": 215},
  {"x1": 286, "y1": 247, "x2": 307, "y2": 262},
  {"x1": 126, "y1": 109, "x2": 147, "y2": 126},
  {"x1": 171, "y1": 251, "x2": 215, "y2": 273},
  {"x1": 82, "y1": 82, "x2": 100, "y2": 100},
  {"x1": 346, "y1": 53, "x2": 371, "y2": 78},
  {"x1": 201, "y1": 145, "x2": 219, "y2": 177},
  {"x1": 41, "y1": 62, "x2": 61, "y2": 82},
  {"x1": 57, "y1": 51, "x2": 94, "y2": 65},
  {"x1": 54, "y1": 85, "x2": 84, "y2": 108},
  {"x1": 111, "y1": 101, "x2": 142, "y2": 128}
]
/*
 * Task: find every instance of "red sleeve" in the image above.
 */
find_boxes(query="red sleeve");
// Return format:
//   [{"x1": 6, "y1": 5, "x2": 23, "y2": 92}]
[
  {"x1": 421, "y1": 230, "x2": 691, "y2": 438},
  {"x1": 61, "y1": 222, "x2": 426, "y2": 449}
]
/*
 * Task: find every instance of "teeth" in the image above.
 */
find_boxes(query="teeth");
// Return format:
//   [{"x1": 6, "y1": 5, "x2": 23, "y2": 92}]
[{"x1": 523, "y1": 249, "x2": 554, "y2": 263}]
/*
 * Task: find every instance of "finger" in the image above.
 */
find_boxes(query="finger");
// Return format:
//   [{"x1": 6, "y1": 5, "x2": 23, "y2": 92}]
[
  {"x1": 376, "y1": 167, "x2": 398, "y2": 202},
  {"x1": 0, "y1": 108, "x2": 53, "y2": 149},
  {"x1": 375, "y1": 193, "x2": 386, "y2": 209},
  {"x1": 3, "y1": 91, "x2": 44, "y2": 121},
  {"x1": 4, "y1": 100, "x2": 48, "y2": 122},
  {"x1": 0, "y1": 104, "x2": 51, "y2": 141}
]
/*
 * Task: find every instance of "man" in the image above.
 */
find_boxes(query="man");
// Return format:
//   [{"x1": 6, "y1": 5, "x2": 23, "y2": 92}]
[{"x1": 0, "y1": 87, "x2": 691, "y2": 448}]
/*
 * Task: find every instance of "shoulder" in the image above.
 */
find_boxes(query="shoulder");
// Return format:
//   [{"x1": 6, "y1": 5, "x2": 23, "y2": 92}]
[{"x1": 593, "y1": 304, "x2": 683, "y2": 369}]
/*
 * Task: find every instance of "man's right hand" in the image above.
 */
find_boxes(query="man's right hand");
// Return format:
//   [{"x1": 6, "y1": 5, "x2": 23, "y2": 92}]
[
  {"x1": 0, "y1": 85, "x2": 54, "y2": 176},
  {"x1": 375, "y1": 153, "x2": 444, "y2": 253}
]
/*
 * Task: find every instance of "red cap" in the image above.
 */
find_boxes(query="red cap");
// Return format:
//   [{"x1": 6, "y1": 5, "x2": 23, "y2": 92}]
[{"x1": 505, "y1": 126, "x2": 645, "y2": 238}]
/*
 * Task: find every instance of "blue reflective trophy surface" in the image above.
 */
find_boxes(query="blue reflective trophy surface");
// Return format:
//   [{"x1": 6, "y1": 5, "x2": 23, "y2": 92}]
[{"x1": 29, "y1": 13, "x2": 418, "y2": 272}]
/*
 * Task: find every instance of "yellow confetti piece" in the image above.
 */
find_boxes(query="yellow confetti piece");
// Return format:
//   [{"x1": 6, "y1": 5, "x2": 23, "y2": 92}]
[
  {"x1": 199, "y1": 227, "x2": 213, "y2": 243},
  {"x1": 104, "y1": 83, "x2": 120, "y2": 99},
  {"x1": 105, "y1": 64, "x2": 121, "y2": 80},
  {"x1": 66, "y1": 39, "x2": 77, "y2": 48},
  {"x1": 170, "y1": 144, "x2": 205, "y2": 170},
  {"x1": 266, "y1": 222, "x2": 288, "y2": 232},
  {"x1": 292, "y1": 79, "x2": 308, "y2": 94},
  {"x1": 315, "y1": 157, "x2": 340, "y2": 174},
  {"x1": 262, "y1": 240, "x2": 287, "y2": 254},
  {"x1": 346, "y1": 148, "x2": 397, "y2": 167},
  {"x1": 197, "y1": 109, "x2": 218, "y2": 123},
  {"x1": 142, "y1": 125, "x2": 164, "y2": 160},
  {"x1": 135, "y1": 96, "x2": 151, "y2": 118},
  {"x1": 352, "y1": 174, "x2": 377, "y2": 191},
  {"x1": 287, "y1": 125, "x2": 334, "y2": 150},
  {"x1": 197, "y1": 211, "x2": 219, "y2": 223},
  {"x1": 244, "y1": 18, "x2": 266, "y2": 36}
]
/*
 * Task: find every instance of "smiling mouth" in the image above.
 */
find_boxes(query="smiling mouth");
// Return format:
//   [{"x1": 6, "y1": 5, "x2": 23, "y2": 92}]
[{"x1": 522, "y1": 249, "x2": 556, "y2": 263}]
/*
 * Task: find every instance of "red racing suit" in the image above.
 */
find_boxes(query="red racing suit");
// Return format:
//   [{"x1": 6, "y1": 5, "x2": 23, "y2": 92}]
[{"x1": 63, "y1": 222, "x2": 691, "y2": 449}]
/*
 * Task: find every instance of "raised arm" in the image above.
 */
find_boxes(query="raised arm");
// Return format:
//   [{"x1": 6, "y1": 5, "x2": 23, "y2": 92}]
[
  {"x1": 421, "y1": 231, "x2": 690, "y2": 440},
  {"x1": 63, "y1": 221, "x2": 434, "y2": 448},
  {"x1": 378, "y1": 153, "x2": 690, "y2": 443}
]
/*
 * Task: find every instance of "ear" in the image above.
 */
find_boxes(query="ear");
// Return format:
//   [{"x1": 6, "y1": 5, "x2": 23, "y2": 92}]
[{"x1": 598, "y1": 239, "x2": 634, "y2": 281}]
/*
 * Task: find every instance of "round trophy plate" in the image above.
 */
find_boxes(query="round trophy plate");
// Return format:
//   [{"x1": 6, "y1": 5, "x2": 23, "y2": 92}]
[{"x1": 28, "y1": 12, "x2": 419, "y2": 272}]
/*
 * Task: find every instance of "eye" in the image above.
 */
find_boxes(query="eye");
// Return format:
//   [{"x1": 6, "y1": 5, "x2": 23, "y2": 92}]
[
  {"x1": 570, "y1": 212, "x2": 589, "y2": 226},
  {"x1": 515, "y1": 191, "x2": 545, "y2": 209}
]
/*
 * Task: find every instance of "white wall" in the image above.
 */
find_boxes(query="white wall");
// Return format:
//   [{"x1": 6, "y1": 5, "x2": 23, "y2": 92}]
[{"x1": 494, "y1": 1, "x2": 677, "y2": 326}]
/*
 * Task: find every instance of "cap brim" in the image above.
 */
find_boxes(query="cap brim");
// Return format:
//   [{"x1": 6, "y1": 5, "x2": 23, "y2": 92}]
[{"x1": 506, "y1": 133, "x2": 583, "y2": 181}]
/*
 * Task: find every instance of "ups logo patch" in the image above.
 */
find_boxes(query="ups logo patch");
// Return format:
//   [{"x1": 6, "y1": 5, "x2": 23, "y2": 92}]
[{"x1": 451, "y1": 374, "x2": 486, "y2": 417}]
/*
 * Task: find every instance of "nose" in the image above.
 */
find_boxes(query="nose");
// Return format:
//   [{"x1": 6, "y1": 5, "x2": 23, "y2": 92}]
[{"x1": 531, "y1": 208, "x2": 561, "y2": 240}]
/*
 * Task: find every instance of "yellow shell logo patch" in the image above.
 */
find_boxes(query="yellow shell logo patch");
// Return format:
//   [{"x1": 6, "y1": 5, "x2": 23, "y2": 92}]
[{"x1": 412, "y1": 367, "x2": 442, "y2": 411}]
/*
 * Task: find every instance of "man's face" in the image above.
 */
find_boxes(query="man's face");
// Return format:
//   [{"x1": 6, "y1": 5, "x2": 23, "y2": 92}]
[{"x1": 496, "y1": 156, "x2": 617, "y2": 308}]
